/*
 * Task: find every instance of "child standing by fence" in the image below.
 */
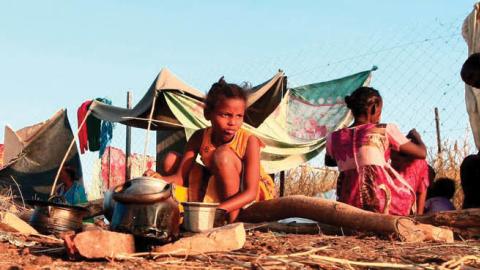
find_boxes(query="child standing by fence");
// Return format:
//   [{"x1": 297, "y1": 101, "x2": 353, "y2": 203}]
[{"x1": 325, "y1": 86, "x2": 427, "y2": 216}]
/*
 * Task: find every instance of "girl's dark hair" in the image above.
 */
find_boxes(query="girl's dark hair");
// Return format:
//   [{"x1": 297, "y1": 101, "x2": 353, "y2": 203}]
[
  {"x1": 430, "y1": 177, "x2": 456, "y2": 199},
  {"x1": 62, "y1": 166, "x2": 78, "y2": 181},
  {"x1": 344, "y1": 86, "x2": 382, "y2": 116},
  {"x1": 204, "y1": 77, "x2": 248, "y2": 115},
  {"x1": 461, "y1": 53, "x2": 480, "y2": 88}
]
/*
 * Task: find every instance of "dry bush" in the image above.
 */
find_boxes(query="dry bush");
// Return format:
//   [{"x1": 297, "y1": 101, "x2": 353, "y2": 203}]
[
  {"x1": 428, "y1": 138, "x2": 473, "y2": 209},
  {"x1": 277, "y1": 164, "x2": 338, "y2": 197},
  {"x1": 0, "y1": 186, "x2": 29, "y2": 214}
]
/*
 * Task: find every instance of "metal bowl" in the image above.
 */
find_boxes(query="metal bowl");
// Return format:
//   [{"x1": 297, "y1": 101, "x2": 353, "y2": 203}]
[
  {"x1": 27, "y1": 199, "x2": 88, "y2": 235},
  {"x1": 182, "y1": 202, "x2": 219, "y2": 232}
]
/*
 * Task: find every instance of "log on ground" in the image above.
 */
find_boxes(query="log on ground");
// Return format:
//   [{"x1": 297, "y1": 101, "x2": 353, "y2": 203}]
[
  {"x1": 238, "y1": 195, "x2": 453, "y2": 243},
  {"x1": 415, "y1": 208, "x2": 480, "y2": 228}
]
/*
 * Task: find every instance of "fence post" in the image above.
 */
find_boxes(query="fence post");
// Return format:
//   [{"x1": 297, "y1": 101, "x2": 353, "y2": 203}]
[
  {"x1": 434, "y1": 107, "x2": 442, "y2": 154},
  {"x1": 279, "y1": 171, "x2": 285, "y2": 197},
  {"x1": 125, "y1": 91, "x2": 132, "y2": 180}
]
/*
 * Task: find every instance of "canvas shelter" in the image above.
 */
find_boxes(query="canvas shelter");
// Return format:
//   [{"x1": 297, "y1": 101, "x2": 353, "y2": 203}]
[
  {"x1": 89, "y1": 68, "x2": 286, "y2": 130},
  {"x1": 90, "y1": 68, "x2": 374, "y2": 173},
  {"x1": 0, "y1": 110, "x2": 83, "y2": 200},
  {"x1": 89, "y1": 68, "x2": 287, "y2": 164}
]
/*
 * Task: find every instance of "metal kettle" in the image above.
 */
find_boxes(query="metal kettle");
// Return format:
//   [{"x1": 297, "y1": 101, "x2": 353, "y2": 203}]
[{"x1": 104, "y1": 177, "x2": 180, "y2": 243}]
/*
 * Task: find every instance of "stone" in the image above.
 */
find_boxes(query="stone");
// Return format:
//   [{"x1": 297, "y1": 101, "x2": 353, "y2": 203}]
[
  {"x1": 73, "y1": 230, "x2": 135, "y2": 259},
  {"x1": 153, "y1": 223, "x2": 246, "y2": 255},
  {"x1": 0, "y1": 211, "x2": 38, "y2": 235}
]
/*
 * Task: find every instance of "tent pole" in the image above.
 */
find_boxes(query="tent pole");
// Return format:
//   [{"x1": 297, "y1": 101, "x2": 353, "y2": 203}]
[
  {"x1": 434, "y1": 107, "x2": 442, "y2": 155},
  {"x1": 125, "y1": 91, "x2": 132, "y2": 180},
  {"x1": 279, "y1": 171, "x2": 285, "y2": 197}
]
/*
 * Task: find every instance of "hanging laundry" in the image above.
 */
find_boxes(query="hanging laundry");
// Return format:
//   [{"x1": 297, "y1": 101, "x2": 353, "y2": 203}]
[
  {"x1": 77, "y1": 98, "x2": 114, "y2": 155},
  {"x1": 101, "y1": 146, "x2": 126, "y2": 189},
  {"x1": 86, "y1": 102, "x2": 102, "y2": 152},
  {"x1": 77, "y1": 100, "x2": 93, "y2": 154},
  {"x1": 97, "y1": 98, "x2": 114, "y2": 157}
]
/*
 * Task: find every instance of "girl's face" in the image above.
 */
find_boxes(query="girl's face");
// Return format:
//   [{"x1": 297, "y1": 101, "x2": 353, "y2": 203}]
[{"x1": 209, "y1": 97, "x2": 246, "y2": 144}]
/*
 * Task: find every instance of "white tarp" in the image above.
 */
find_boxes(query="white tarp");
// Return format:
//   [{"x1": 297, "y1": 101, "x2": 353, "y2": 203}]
[{"x1": 463, "y1": 3, "x2": 480, "y2": 150}]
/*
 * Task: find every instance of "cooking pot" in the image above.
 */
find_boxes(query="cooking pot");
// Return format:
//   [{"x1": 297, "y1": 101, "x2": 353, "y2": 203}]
[
  {"x1": 27, "y1": 197, "x2": 88, "y2": 235},
  {"x1": 104, "y1": 177, "x2": 180, "y2": 243}
]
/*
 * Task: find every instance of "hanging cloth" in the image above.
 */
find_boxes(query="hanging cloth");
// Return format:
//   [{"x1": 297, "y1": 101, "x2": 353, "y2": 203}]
[
  {"x1": 97, "y1": 98, "x2": 114, "y2": 157},
  {"x1": 86, "y1": 98, "x2": 113, "y2": 153},
  {"x1": 77, "y1": 100, "x2": 93, "y2": 154}
]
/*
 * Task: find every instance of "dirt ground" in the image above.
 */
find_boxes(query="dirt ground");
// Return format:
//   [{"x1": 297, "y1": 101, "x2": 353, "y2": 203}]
[{"x1": 0, "y1": 230, "x2": 479, "y2": 270}]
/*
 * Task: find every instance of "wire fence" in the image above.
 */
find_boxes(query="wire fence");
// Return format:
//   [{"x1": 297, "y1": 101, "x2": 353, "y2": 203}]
[{"x1": 79, "y1": 12, "x2": 474, "y2": 197}]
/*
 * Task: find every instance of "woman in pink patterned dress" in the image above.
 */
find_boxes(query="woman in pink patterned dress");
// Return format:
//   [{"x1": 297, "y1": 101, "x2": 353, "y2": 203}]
[{"x1": 325, "y1": 87, "x2": 426, "y2": 216}]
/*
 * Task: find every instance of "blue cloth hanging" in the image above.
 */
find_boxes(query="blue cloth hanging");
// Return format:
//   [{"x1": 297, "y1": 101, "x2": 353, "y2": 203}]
[{"x1": 96, "y1": 98, "x2": 114, "y2": 157}]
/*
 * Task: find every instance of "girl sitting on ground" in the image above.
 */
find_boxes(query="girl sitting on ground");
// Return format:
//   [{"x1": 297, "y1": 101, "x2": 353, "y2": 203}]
[
  {"x1": 146, "y1": 77, "x2": 275, "y2": 224},
  {"x1": 325, "y1": 86, "x2": 426, "y2": 216}
]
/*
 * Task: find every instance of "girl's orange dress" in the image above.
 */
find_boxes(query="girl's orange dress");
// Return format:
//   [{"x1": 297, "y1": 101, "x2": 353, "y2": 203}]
[{"x1": 179, "y1": 127, "x2": 276, "y2": 204}]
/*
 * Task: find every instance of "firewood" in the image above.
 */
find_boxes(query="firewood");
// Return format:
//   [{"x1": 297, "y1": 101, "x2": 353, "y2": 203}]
[
  {"x1": 415, "y1": 208, "x2": 480, "y2": 228},
  {"x1": 238, "y1": 195, "x2": 453, "y2": 242}
]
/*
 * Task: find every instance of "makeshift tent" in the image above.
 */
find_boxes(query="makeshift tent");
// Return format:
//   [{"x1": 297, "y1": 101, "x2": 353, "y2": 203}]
[
  {"x1": 90, "y1": 68, "x2": 373, "y2": 173},
  {"x1": 463, "y1": 3, "x2": 480, "y2": 150},
  {"x1": 89, "y1": 68, "x2": 286, "y2": 129},
  {"x1": 90, "y1": 68, "x2": 287, "y2": 159},
  {"x1": 166, "y1": 69, "x2": 374, "y2": 172},
  {"x1": 0, "y1": 110, "x2": 83, "y2": 200}
]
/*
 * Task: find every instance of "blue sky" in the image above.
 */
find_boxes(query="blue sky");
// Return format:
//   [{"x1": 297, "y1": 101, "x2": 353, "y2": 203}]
[{"x1": 0, "y1": 1, "x2": 476, "y2": 158}]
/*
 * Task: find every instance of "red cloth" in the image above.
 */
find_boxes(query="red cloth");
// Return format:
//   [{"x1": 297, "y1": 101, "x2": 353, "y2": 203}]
[
  {"x1": 392, "y1": 158, "x2": 430, "y2": 194},
  {"x1": 77, "y1": 100, "x2": 93, "y2": 154},
  {"x1": 326, "y1": 123, "x2": 415, "y2": 216}
]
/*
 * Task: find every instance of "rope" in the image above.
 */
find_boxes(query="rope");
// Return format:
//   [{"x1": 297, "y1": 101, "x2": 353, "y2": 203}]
[
  {"x1": 120, "y1": 116, "x2": 185, "y2": 128},
  {"x1": 49, "y1": 109, "x2": 92, "y2": 197},
  {"x1": 141, "y1": 92, "x2": 158, "y2": 175}
]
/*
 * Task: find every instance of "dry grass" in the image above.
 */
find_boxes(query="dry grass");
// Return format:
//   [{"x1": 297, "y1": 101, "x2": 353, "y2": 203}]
[
  {"x1": 428, "y1": 138, "x2": 474, "y2": 209},
  {"x1": 0, "y1": 187, "x2": 29, "y2": 215},
  {"x1": 278, "y1": 165, "x2": 338, "y2": 197}
]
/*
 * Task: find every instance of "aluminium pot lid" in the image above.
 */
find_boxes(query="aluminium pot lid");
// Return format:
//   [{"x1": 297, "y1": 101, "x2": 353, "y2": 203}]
[
  {"x1": 25, "y1": 199, "x2": 88, "y2": 212},
  {"x1": 117, "y1": 176, "x2": 171, "y2": 196},
  {"x1": 181, "y1": 202, "x2": 219, "y2": 207}
]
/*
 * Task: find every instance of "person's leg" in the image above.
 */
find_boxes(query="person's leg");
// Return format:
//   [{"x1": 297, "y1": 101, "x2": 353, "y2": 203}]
[
  {"x1": 211, "y1": 145, "x2": 242, "y2": 223},
  {"x1": 187, "y1": 163, "x2": 207, "y2": 202}
]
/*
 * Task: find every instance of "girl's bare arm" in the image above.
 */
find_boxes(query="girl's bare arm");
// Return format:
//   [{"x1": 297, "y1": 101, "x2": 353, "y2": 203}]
[
  {"x1": 399, "y1": 129, "x2": 426, "y2": 159},
  {"x1": 157, "y1": 130, "x2": 203, "y2": 186}
]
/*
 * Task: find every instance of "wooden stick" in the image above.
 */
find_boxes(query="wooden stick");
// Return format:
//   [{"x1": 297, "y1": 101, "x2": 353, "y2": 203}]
[
  {"x1": 50, "y1": 109, "x2": 92, "y2": 197},
  {"x1": 414, "y1": 208, "x2": 480, "y2": 228},
  {"x1": 239, "y1": 195, "x2": 453, "y2": 242},
  {"x1": 141, "y1": 92, "x2": 158, "y2": 174},
  {"x1": 268, "y1": 246, "x2": 330, "y2": 258}
]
